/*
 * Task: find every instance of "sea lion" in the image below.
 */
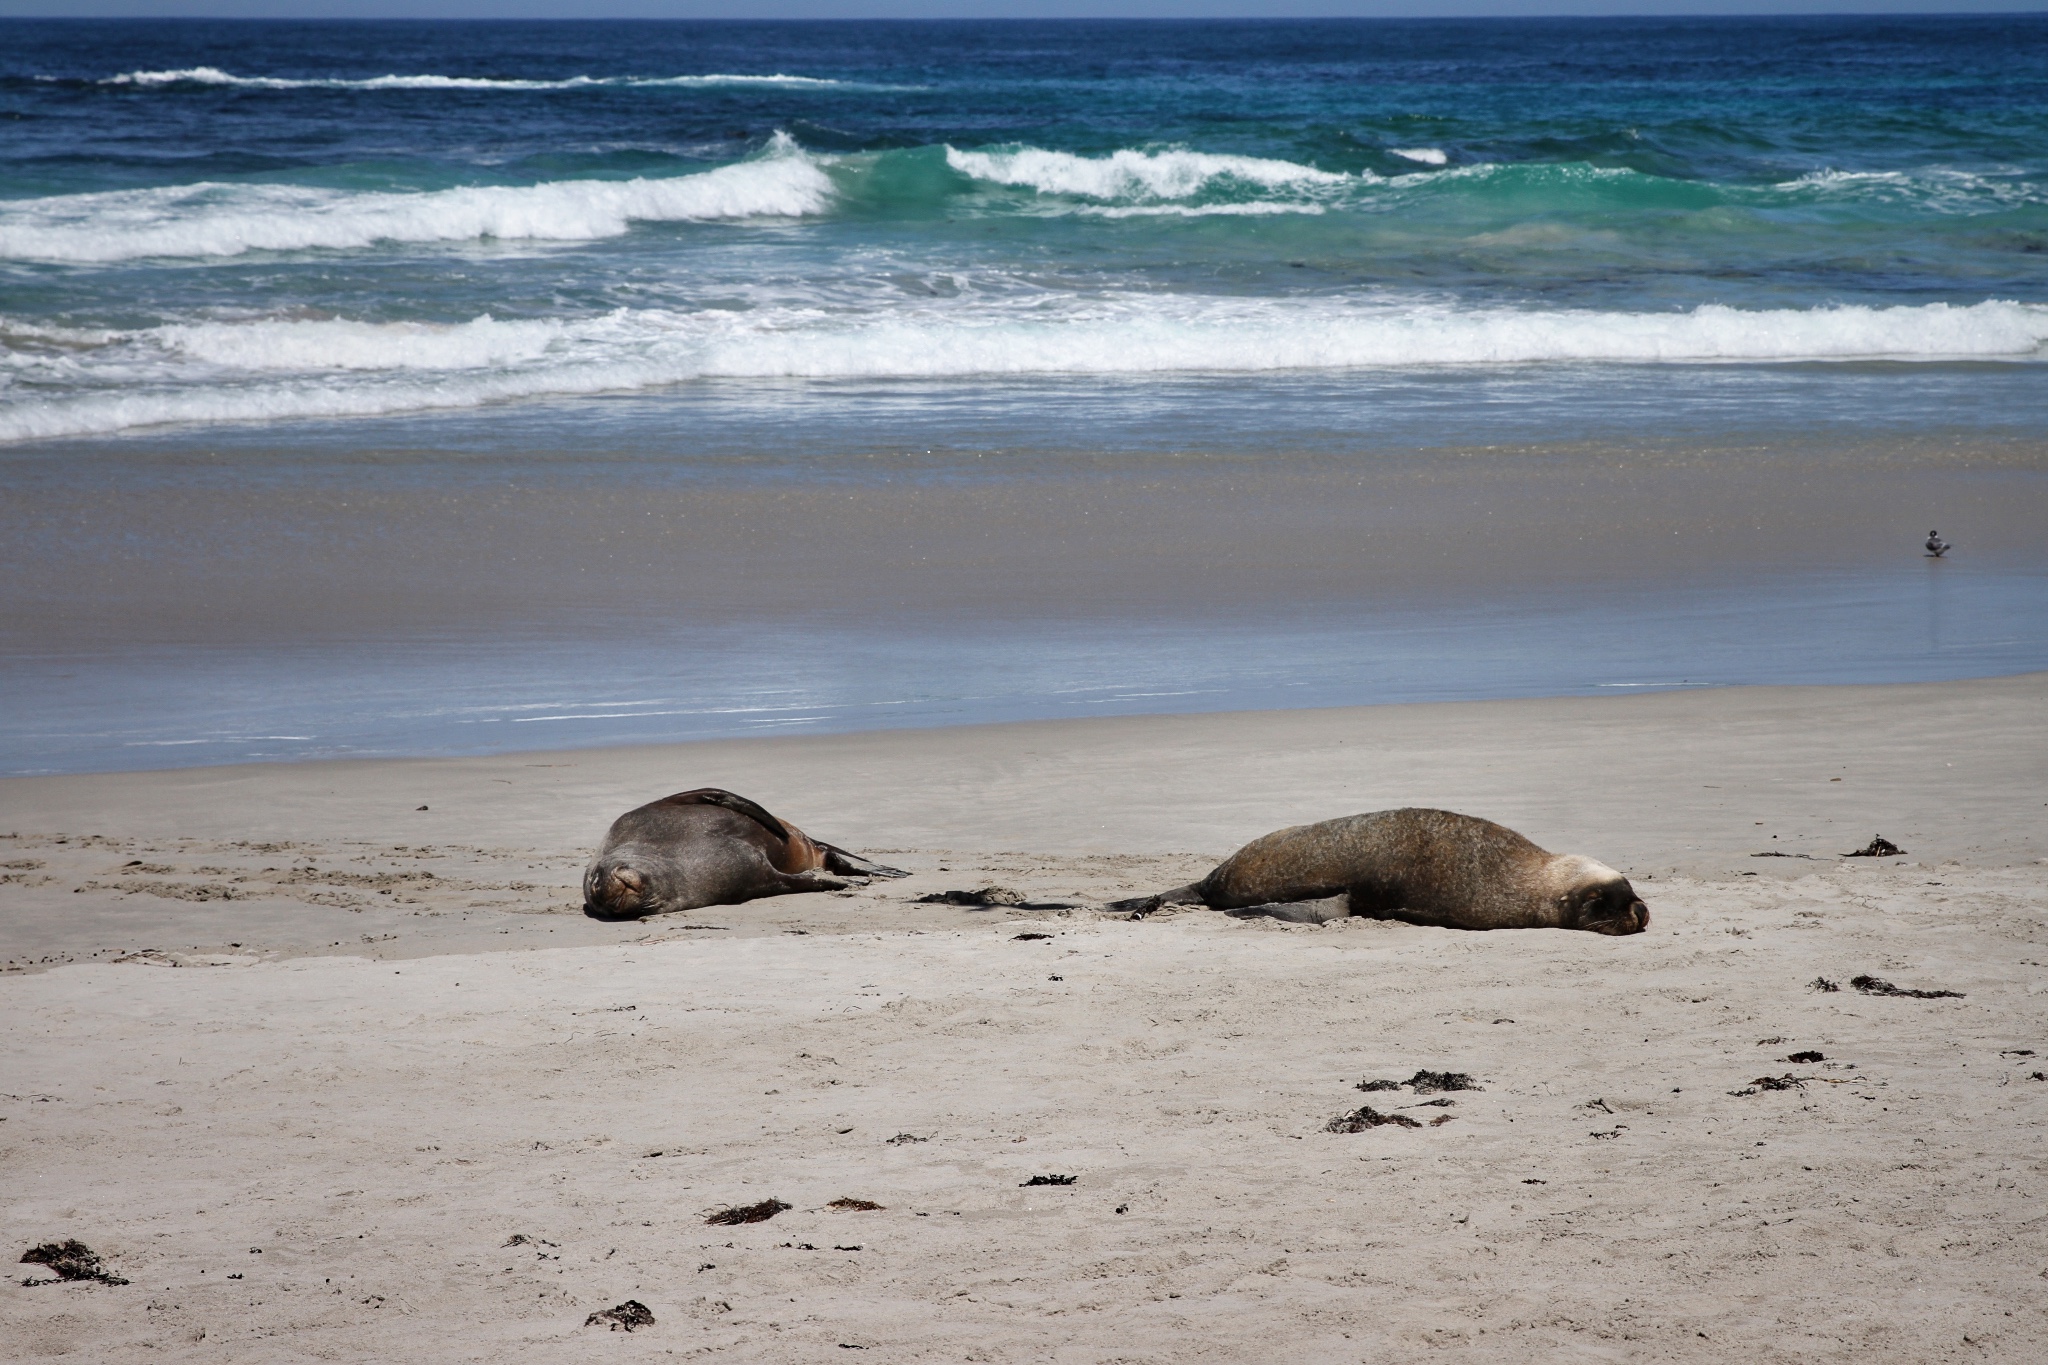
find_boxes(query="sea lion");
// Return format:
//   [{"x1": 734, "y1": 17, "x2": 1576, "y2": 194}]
[
  {"x1": 583, "y1": 787, "x2": 908, "y2": 920},
  {"x1": 1108, "y1": 807, "x2": 1648, "y2": 935}
]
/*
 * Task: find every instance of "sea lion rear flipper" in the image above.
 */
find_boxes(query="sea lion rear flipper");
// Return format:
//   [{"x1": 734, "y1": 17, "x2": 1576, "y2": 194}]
[
  {"x1": 819, "y1": 844, "x2": 911, "y2": 879},
  {"x1": 662, "y1": 788, "x2": 790, "y2": 842},
  {"x1": 1107, "y1": 883, "x2": 1209, "y2": 917},
  {"x1": 1225, "y1": 893, "x2": 1352, "y2": 925}
]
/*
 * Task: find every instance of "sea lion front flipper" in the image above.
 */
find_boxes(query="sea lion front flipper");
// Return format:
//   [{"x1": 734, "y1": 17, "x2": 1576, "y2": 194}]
[
  {"x1": 764, "y1": 868, "x2": 855, "y2": 896},
  {"x1": 819, "y1": 844, "x2": 911, "y2": 879},
  {"x1": 1225, "y1": 893, "x2": 1352, "y2": 925},
  {"x1": 661, "y1": 788, "x2": 791, "y2": 842}
]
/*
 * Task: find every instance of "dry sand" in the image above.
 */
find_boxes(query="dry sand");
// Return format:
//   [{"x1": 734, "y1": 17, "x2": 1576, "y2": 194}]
[{"x1": 3, "y1": 674, "x2": 2046, "y2": 1361}]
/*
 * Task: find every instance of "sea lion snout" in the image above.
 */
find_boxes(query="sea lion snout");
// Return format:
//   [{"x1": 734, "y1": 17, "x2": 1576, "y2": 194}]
[
  {"x1": 1580, "y1": 889, "x2": 1650, "y2": 935},
  {"x1": 584, "y1": 861, "x2": 651, "y2": 919},
  {"x1": 1589, "y1": 899, "x2": 1650, "y2": 935}
]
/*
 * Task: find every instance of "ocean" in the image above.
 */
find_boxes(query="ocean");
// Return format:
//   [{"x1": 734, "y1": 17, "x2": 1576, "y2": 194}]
[{"x1": 3, "y1": 17, "x2": 2046, "y2": 774}]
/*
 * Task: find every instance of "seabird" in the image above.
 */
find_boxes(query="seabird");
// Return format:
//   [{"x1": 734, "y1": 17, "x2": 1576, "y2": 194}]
[{"x1": 1925, "y1": 529, "x2": 1950, "y2": 558}]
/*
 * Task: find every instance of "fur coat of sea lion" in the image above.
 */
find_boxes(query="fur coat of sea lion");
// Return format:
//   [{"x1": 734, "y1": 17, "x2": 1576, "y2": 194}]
[
  {"x1": 583, "y1": 788, "x2": 908, "y2": 920},
  {"x1": 1109, "y1": 807, "x2": 1648, "y2": 935}
]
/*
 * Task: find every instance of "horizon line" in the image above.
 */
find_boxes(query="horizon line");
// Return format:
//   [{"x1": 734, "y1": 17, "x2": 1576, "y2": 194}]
[{"x1": 4, "y1": 8, "x2": 2046, "y2": 16}]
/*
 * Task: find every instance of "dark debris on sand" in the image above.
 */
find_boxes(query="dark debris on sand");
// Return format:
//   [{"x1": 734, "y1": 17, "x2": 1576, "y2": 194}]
[
  {"x1": 1325, "y1": 1106, "x2": 1423, "y2": 1132},
  {"x1": 585, "y1": 1300, "x2": 654, "y2": 1332},
  {"x1": 827, "y1": 1198, "x2": 884, "y2": 1212},
  {"x1": 1357, "y1": 1069, "x2": 1482, "y2": 1095},
  {"x1": 919, "y1": 887, "x2": 1023, "y2": 906},
  {"x1": 1020, "y1": 1174, "x2": 1077, "y2": 1186},
  {"x1": 1810, "y1": 976, "x2": 1841, "y2": 993},
  {"x1": 20, "y1": 1240, "x2": 127, "y2": 1286},
  {"x1": 1844, "y1": 836, "x2": 1906, "y2": 858},
  {"x1": 1012, "y1": 932, "x2": 1053, "y2": 941},
  {"x1": 1730, "y1": 1074, "x2": 1807, "y2": 1096},
  {"x1": 705, "y1": 1199, "x2": 791, "y2": 1226},
  {"x1": 1852, "y1": 974, "x2": 1964, "y2": 999},
  {"x1": 917, "y1": 887, "x2": 1076, "y2": 910},
  {"x1": 884, "y1": 1133, "x2": 929, "y2": 1145},
  {"x1": 1786, "y1": 1050, "x2": 1825, "y2": 1063}
]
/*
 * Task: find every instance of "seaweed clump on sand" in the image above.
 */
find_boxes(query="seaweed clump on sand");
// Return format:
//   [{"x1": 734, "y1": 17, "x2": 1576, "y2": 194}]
[
  {"x1": 827, "y1": 1198, "x2": 884, "y2": 1212},
  {"x1": 918, "y1": 887, "x2": 1024, "y2": 906},
  {"x1": 1852, "y1": 974, "x2": 1964, "y2": 1000},
  {"x1": 585, "y1": 1300, "x2": 654, "y2": 1331},
  {"x1": 1356, "y1": 1069, "x2": 1482, "y2": 1094},
  {"x1": 1020, "y1": 1174, "x2": 1076, "y2": 1187},
  {"x1": 1324, "y1": 1106, "x2": 1422, "y2": 1132},
  {"x1": 20, "y1": 1240, "x2": 127, "y2": 1286},
  {"x1": 1843, "y1": 836, "x2": 1905, "y2": 858},
  {"x1": 704, "y1": 1199, "x2": 791, "y2": 1226},
  {"x1": 917, "y1": 887, "x2": 1077, "y2": 910}
]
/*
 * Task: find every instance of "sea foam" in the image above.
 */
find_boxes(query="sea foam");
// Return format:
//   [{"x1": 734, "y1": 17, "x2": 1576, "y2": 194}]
[
  {"x1": 945, "y1": 145, "x2": 1357, "y2": 200},
  {"x1": 98, "y1": 67, "x2": 878, "y2": 91},
  {"x1": 5, "y1": 298, "x2": 2043, "y2": 443},
  {"x1": 0, "y1": 136, "x2": 832, "y2": 262}
]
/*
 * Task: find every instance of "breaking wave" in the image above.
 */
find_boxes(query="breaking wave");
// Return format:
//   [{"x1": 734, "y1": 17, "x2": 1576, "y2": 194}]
[
  {"x1": 5, "y1": 298, "x2": 2043, "y2": 442},
  {"x1": 98, "y1": 66, "x2": 891, "y2": 91},
  {"x1": 0, "y1": 136, "x2": 833, "y2": 262},
  {"x1": 945, "y1": 145, "x2": 1361, "y2": 202}
]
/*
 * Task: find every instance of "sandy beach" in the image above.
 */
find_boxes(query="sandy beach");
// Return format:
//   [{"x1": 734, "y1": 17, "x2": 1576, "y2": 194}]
[{"x1": 4, "y1": 673, "x2": 2045, "y2": 1361}]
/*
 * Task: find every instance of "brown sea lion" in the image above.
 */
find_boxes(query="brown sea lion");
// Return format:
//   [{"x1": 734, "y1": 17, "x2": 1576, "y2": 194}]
[
  {"x1": 583, "y1": 788, "x2": 908, "y2": 920},
  {"x1": 1108, "y1": 807, "x2": 1648, "y2": 935}
]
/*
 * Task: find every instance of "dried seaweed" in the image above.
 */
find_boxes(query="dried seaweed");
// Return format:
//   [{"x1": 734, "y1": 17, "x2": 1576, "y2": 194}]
[
  {"x1": 585, "y1": 1300, "x2": 654, "y2": 1332},
  {"x1": 704, "y1": 1199, "x2": 790, "y2": 1226},
  {"x1": 1851, "y1": 974, "x2": 1963, "y2": 999},
  {"x1": 1357, "y1": 1069, "x2": 1481, "y2": 1095},
  {"x1": 1843, "y1": 836, "x2": 1905, "y2": 858},
  {"x1": 20, "y1": 1240, "x2": 127, "y2": 1286},
  {"x1": 1020, "y1": 1174, "x2": 1076, "y2": 1186},
  {"x1": 918, "y1": 887, "x2": 1021, "y2": 905},
  {"x1": 1324, "y1": 1106, "x2": 1422, "y2": 1132},
  {"x1": 1407, "y1": 1070, "x2": 1481, "y2": 1094}
]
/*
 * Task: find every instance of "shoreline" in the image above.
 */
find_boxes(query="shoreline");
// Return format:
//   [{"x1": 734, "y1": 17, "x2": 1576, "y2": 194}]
[{"x1": 4, "y1": 672, "x2": 2043, "y2": 973}]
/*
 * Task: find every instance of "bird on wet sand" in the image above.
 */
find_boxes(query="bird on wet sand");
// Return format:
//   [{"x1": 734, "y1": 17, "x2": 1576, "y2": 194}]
[{"x1": 1925, "y1": 529, "x2": 1950, "y2": 558}]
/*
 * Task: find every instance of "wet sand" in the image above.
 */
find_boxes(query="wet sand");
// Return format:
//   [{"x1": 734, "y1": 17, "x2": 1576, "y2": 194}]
[
  {"x1": 6, "y1": 430, "x2": 2047, "y2": 774},
  {"x1": 3, "y1": 675, "x2": 2045, "y2": 1360}
]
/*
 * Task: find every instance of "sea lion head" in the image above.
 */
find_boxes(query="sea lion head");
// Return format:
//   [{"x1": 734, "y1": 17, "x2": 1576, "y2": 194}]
[
  {"x1": 583, "y1": 849, "x2": 669, "y2": 920},
  {"x1": 1554, "y1": 857, "x2": 1650, "y2": 935}
]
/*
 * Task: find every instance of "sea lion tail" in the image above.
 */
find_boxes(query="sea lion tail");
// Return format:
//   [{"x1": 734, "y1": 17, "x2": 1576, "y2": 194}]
[{"x1": 819, "y1": 844, "x2": 911, "y2": 879}]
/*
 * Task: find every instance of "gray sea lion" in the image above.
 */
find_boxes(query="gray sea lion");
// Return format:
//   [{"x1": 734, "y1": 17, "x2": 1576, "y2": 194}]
[
  {"x1": 583, "y1": 788, "x2": 908, "y2": 920},
  {"x1": 1108, "y1": 807, "x2": 1648, "y2": 935}
]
